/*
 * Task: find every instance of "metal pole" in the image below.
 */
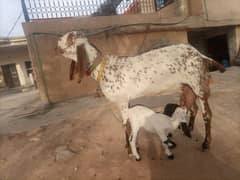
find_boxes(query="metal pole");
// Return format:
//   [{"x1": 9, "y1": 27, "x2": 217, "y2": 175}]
[{"x1": 21, "y1": 0, "x2": 30, "y2": 22}]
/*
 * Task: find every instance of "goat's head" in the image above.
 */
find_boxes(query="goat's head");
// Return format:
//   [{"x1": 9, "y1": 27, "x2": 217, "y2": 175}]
[
  {"x1": 56, "y1": 31, "x2": 98, "y2": 82},
  {"x1": 173, "y1": 107, "x2": 192, "y2": 138}
]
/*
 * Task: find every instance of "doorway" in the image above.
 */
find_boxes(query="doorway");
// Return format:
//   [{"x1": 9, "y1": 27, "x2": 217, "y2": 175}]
[
  {"x1": 207, "y1": 35, "x2": 230, "y2": 67},
  {"x1": 188, "y1": 27, "x2": 232, "y2": 69},
  {"x1": 1, "y1": 64, "x2": 20, "y2": 88}
]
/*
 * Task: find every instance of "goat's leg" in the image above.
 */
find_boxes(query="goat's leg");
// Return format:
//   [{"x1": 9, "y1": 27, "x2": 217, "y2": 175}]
[
  {"x1": 166, "y1": 139, "x2": 177, "y2": 149},
  {"x1": 189, "y1": 102, "x2": 198, "y2": 131},
  {"x1": 199, "y1": 97, "x2": 212, "y2": 151},
  {"x1": 158, "y1": 132, "x2": 174, "y2": 159},
  {"x1": 118, "y1": 102, "x2": 132, "y2": 151},
  {"x1": 125, "y1": 120, "x2": 132, "y2": 154},
  {"x1": 118, "y1": 102, "x2": 129, "y2": 125},
  {"x1": 129, "y1": 131, "x2": 141, "y2": 161},
  {"x1": 162, "y1": 141, "x2": 174, "y2": 160}
]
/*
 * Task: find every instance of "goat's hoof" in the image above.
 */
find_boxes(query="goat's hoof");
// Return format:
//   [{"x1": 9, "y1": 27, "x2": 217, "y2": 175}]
[
  {"x1": 201, "y1": 142, "x2": 210, "y2": 151},
  {"x1": 135, "y1": 157, "x2": 141, "y2": 161},
  {"x1": 168, "y1": 154, "x2": 174, "y2": 160},
  {"x1": 167, "y1": 140, "x2": 177, "y2": 149},
  {"x1": 169, "y1": 144, "x2": 177, "y2": 149}
]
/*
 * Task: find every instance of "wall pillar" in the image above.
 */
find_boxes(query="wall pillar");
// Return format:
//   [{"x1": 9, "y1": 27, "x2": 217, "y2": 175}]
[
  {"x1": 177, "y1": 0, "x2": 189, "y2": 16},
  {"x1": 226, "y1": 26, "x2": 240, "y2": 65},
  {"x1": 16, "y1": 61, "x2": 30, "y2": 86},
  {"x1": 233, "y1": 25, "x2": 240, "y2": 64}
]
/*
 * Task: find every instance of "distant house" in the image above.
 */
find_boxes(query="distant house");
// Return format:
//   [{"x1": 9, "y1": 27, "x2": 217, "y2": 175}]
[{"x1": 0, "y1": 37, "x2": 34, "y2": 90}]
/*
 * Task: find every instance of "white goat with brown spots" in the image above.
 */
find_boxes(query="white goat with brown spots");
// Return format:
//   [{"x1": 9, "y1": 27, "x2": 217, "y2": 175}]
[{"x1": 56, "y1": 31, "x2": 225, "y2": 150}]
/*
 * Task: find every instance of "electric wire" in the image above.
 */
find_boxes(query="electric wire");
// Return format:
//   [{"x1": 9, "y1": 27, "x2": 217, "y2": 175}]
[{"x1": 6, "y1": 12, "x2": 23, "y2": 38}]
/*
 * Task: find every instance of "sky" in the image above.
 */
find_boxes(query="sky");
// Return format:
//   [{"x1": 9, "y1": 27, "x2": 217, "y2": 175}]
[
  {"x1": 0, "y1": 0, "x2": 25, "y2": 37},
  {"x1": 0, "y1": 0, "x2": 132, "y2": 38}
]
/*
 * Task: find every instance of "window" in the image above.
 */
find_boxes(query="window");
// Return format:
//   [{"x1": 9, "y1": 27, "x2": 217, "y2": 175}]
[{"x1": 155, "y1": 0, "x2": 174, "y2": 11}]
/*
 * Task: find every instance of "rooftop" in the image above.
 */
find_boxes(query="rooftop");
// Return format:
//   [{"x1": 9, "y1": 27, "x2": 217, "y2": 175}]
[{"x1": 0, "y1": 36, "x2": 27, "y2": 48}]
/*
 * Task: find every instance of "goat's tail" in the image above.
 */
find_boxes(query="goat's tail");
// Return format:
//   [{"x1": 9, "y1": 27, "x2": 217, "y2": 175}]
[{"x1": 199, "y1": 54, "x2": 226, "y2": 73}]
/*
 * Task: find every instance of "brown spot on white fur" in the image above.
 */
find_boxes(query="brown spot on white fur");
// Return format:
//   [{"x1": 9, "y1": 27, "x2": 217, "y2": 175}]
[{"x1": 179, "y1": 84, "x2": 198, "y2": 131}]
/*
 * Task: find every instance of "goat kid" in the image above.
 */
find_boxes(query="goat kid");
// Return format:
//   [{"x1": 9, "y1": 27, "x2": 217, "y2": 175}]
[
  {"x1": 164, "y1": 84, "x2": 198, "y2": 132},
  {"x1": 127, "y1": 105, "x2": 190, "y2": 161},
  {"x1": 56, "y1": 31, "x2": 225, "y2": 150},
  {"x1": 163, "y1": 103, "x2": 192, "y2": 138}
]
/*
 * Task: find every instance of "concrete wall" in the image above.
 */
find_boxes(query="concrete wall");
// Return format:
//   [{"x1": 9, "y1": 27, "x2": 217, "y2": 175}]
[
  {"x1": 188, "y1": 0, "x2": 205, "y2": 16},
  {"x1": 189, "y1": 0, "x2": 240, "y2": 20},
  {"x1": 0, "y1": 46, "x2": 28, "y2": 65},
  {"x1": 156, "y1": 0, "x2": 189, "y2": 18},
  {"x1": 23, "y1": 18, "x2": 188, "y2": 104},
  {"x1": 157, "y1": 0, "x2": 178, "y2": 18},
  {"x1": 206, "y1": 0, "x2": 240, "y2": 20},
  {"x1": 33, "y1": 31, "x2": 188, "y2": 104}
]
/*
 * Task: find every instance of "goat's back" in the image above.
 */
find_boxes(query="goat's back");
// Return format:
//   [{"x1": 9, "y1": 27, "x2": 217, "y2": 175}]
[{"x1": 101, "y1": 44, "x2": 207, "y2": 101}]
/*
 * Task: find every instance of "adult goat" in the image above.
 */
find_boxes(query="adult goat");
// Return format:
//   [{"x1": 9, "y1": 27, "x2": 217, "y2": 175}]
[{"x1": 56, "y1": 31, "x2": 225, "y2": 150}]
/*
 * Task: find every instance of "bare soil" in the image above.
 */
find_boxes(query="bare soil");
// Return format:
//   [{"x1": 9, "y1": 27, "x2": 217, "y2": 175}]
[{"x1": 0, "y1": 67, "x2": 239, "y2": 180}]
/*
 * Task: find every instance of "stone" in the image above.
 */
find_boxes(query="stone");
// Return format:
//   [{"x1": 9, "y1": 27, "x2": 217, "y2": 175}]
[
  {"x1": 29, "y1": 137, "x2": 41, "y2": 142},
  {"x1": 55, "y1": 145, "x2": 75, "y2": 161}
]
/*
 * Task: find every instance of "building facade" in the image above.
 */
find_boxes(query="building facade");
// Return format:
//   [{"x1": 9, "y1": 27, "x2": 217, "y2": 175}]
[
  {"x1": 0, "y1": 37, "x2": 34, "y2": 90},
  {"x1": 22, "y1": 0, "x2": 240, "y2": 104}
]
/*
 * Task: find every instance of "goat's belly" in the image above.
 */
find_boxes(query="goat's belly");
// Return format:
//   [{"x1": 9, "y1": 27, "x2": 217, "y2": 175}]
[
  {"x1": 102, "y1": 83, "x2": 181, "y2": 102},
  {"x1": 143, "y1": 81, "x2": 182, "y2": 96},
  {"x1": 100, "y1": 66, "x2": 199, "y2": 101},
  {"x1": 129, "y1": 75, "x2": 183, "y2": 98},
  {"x1": 101, "y1": 75, "x2": 184, "y2": 101}
]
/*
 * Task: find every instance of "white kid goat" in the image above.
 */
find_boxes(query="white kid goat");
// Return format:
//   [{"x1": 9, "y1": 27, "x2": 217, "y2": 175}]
[{"x1": 126, "y1": 105, "x2": 190, "y2": 161}]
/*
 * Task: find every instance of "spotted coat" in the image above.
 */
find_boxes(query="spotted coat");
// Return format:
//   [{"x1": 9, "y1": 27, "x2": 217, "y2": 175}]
[{"x1": 57, "y1": 32, "x2": 225, "y2": 150}]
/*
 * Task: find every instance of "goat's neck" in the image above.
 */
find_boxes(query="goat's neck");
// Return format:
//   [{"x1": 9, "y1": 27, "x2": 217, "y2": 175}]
[
  {"x1": 85, "y1": 42, "x2": 98, "y2": 64},
  {"x1": 76, "y1": 38, "x2": 98, "y2": 64},
  {"x1": 78, "y1": 40, "x2": 102, "y2": 80},
  {"x1": 90, "y1": 54, "x2": 103, "y2": 80}
]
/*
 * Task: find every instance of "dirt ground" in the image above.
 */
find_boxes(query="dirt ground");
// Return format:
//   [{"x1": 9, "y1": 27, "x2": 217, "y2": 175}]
[{"x1": 0, "y1": 67, "x2": 239, "y2": 180}]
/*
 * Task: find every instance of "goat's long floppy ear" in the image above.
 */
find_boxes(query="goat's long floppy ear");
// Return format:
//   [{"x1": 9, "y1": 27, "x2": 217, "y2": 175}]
[
  {"x1": 69, "y1": 60, "x2": 76, "y2": 80},
  {"x1": 76, "y1": 44, "x2": 89, "y2": 83}
]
